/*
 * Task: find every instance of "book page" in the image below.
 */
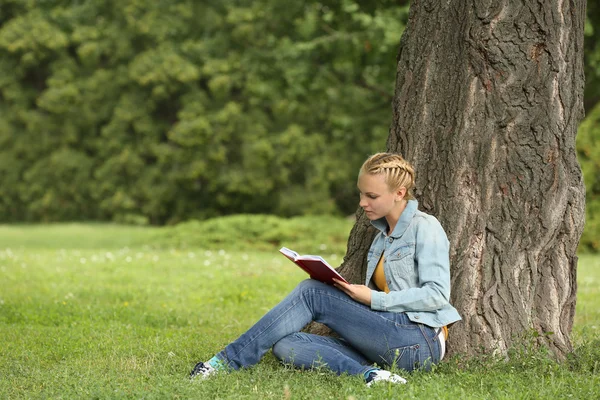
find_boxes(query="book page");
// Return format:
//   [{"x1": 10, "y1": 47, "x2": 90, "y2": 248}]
[
  {"x1": 279, "y1": 247, "x2": 328, "y2": 264},
  {"x1": 279, "y1": 247, "x2": 299, "y2": 259}
]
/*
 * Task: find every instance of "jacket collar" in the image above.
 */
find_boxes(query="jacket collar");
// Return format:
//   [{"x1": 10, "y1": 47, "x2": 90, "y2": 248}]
[{"x1": 370, "y1": 199, "x2": 418, "y2": 238}]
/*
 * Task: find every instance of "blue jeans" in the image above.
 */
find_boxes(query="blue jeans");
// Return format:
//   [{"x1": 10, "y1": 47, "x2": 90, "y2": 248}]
[{"x1": 216, "y1": 279, "x2": 442, "y2": 376}]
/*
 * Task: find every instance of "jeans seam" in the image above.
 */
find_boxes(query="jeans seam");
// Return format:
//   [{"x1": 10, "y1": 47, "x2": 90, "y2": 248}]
[{"x1": 419, "y1": 324, "x2": 438, "y2": 364}]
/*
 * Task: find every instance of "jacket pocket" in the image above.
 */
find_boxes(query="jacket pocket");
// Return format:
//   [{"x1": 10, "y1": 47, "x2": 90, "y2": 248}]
[
  {"x1": 382, "y1": 344, "x2": 421, "y2": 372},
  {"x1": 387, "y1": 243, "x2": 415, "y2": 276}
]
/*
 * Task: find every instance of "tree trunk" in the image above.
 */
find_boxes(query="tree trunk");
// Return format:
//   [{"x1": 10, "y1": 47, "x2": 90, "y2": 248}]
[{"x1": 332, "y1": 0, "x2": 586, "y2": 358}]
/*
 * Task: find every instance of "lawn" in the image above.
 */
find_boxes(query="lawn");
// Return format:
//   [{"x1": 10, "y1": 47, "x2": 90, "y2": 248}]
[{"x1": 0, "y1": 222, "x2": 598, "y2": 399}]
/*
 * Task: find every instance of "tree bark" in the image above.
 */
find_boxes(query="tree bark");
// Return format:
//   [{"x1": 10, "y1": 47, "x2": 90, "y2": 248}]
[{"x1": 330, "y1": 0, "x2": 586, "y2": 358}]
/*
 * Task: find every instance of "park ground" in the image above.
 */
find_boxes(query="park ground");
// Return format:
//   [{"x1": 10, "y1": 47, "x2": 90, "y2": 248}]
[{"x1": 0, "y1": 220, "x2": 598, "y2": 399}]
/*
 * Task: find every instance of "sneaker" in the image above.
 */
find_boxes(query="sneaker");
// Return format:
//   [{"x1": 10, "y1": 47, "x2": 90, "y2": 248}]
[
  {"x1": 189, "y1": 361, "x2": 217, "y2": 380},
  {"x1": 365, "y1": 369, "x2": 407, "y2": 387}
]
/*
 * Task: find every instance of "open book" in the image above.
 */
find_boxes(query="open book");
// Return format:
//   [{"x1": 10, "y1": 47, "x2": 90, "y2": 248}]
[{"x1": 279, "y1": 247, "x2": 349, "y2": 285}]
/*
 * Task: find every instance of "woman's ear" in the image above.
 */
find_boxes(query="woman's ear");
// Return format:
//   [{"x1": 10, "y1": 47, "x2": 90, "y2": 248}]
[{"x1": 395, "y1": 187, "x2": 407, "y2": 201}]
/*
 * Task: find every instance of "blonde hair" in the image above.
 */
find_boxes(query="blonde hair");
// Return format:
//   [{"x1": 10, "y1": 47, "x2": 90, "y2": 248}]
[{"x1": 360, "y1": 152, "x2": 416, "y2": 200}]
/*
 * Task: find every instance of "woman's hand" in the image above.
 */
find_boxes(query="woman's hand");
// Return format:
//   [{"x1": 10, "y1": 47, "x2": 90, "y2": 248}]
[{"x1": 333, "y1": 279, "x2": 372, "y2": 306}]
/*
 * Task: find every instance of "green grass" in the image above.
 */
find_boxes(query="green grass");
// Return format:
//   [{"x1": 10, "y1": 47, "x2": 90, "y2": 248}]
[{"x1": 0, "y1": 222, "x2": 598, "y2": 399}]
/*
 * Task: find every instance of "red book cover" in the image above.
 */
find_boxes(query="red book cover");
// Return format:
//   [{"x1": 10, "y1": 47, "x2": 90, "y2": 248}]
[{"x1": 279, "y1": 247, "x2": 349, "y2": 285}]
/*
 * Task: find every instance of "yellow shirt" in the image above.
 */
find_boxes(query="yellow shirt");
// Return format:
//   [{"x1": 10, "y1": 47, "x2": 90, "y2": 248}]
[{"x1": 373, "y1": 254, "x2": 390, "y2": 293}]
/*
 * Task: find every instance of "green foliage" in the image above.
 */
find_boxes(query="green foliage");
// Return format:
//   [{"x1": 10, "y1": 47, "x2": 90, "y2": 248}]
[
  {"x1": 576, "y1": 104, "x2": 600, "y2": 251},
  {"x1": 0, "y1": 223, "x2": 599, "y2": 399},
  {"x1": 584, "y1": 2, "x2": 600, "y2": 112},
  {"x1": 151, "y1": 213, "x2": 354, "y2": 255},
  {"x1": 578, "y1": 8, "x2": 600, "y2": 252},
  {"x1": 0, "y1": 0, "x2": 409, "y2": 224}
]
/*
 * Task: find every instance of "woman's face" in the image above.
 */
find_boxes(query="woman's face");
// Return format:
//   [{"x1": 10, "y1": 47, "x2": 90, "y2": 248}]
[{"x1": 357, "y1": 173, "x2": 403, "y2": 220}]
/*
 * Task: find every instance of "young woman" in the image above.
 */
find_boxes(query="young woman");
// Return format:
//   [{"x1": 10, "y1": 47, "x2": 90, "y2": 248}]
[{"x1": 190, "y1": 152, "x2": 461, "y2": 385}]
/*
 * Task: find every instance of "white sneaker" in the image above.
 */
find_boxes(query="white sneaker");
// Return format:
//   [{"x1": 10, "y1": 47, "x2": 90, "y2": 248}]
[
  {"x1": 189, "y1": 361, "x2": 217, "y2": 379},
  {"x1": 365, "y1": 369, "x2": 407, "y2": 387}
]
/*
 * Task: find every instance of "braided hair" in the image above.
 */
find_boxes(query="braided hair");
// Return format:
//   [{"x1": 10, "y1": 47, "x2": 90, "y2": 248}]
[{"x1": 360, "y1": 153, "x2": 416, "y2": 200}]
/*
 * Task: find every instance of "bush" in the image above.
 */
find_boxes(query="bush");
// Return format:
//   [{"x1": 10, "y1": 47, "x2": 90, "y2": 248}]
[{"x1": 150, "y1": 214, "x2": 355, "y2": 255}]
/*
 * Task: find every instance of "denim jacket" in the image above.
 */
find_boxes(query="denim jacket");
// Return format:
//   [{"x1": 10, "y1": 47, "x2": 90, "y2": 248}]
[{"x1": 366, "y1": 199, "x2": 462, "y2": 328}]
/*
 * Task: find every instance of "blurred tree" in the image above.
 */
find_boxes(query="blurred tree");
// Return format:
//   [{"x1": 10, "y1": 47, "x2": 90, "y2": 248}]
[
  {"x1": 0, "y1": 0, "x2": 409, "y2": 223},
  {"x1": 577, "y1": 3, "x2": 600, "y2": 251},
  {"x1": 577, "y1": 102, "x2": 600, "y2": 251},
  {"x1": 584, "y1": 1, "x2": 600, "y2": 113}
]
